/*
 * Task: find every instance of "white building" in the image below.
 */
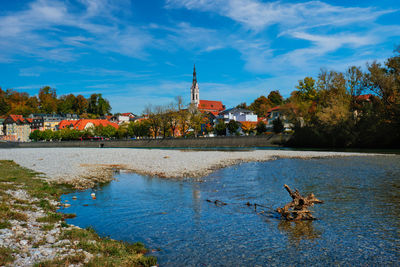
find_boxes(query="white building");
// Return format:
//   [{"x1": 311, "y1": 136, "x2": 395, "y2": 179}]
[
  {"x1": 266, "y1": 106, "x2": 293, "y2": 132},
  {"x1": 117, "y1": 113, "x2": 135, "y2": 125},
  {"x1": 217, "y1": 108, "x2": 258, "y2": 123}
]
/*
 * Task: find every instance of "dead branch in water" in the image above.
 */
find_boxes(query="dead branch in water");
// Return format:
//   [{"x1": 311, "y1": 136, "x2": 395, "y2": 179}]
[{"x1": 276, "y1": 184, "x2": 323, "y2": 221}]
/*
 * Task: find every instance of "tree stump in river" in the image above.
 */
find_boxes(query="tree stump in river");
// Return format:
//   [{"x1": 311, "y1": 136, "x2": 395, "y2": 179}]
[{"x1": 276, "y1": 184, "x2": 323, "y2": 220}]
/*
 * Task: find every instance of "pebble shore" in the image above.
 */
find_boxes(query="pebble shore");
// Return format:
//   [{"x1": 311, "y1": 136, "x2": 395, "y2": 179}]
[
  {"x1": 0, "y1": 188, "x2": 94, "y2": 266},
  {"x1": 0, "y1": 147, "x2": 379, "y2": 188}
]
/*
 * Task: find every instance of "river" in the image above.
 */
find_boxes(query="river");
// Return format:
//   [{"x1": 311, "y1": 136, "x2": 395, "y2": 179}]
[{"x1": 61, "y1": 155, "x2": 400, "y2": 266}]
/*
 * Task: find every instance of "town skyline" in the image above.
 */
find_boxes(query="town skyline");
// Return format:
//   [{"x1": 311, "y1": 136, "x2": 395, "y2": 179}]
[{"x1": 1, "y1": 0, "x2": 400, "y2": 114}]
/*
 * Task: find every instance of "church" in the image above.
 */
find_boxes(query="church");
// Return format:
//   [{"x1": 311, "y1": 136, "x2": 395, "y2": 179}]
[{"x1": 190, "y1": 65, "x2": 225, "y2": 116}]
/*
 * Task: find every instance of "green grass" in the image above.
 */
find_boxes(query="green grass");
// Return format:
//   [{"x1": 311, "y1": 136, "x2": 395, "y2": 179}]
[
  {"x1": 36, "y1": 212, "x2": 63, "y2": 223},
  {"x1": 0, "y1": 203, "x2": 28, "y2": 222},
  {"x1": 0, "y1": 246, "x2": 15, "y2": 266},
  {"x1": 33, "y1": 253, "x2": 86, "y2": 267},
  {"x1": 40, "y1": 224, "x2": 54, "y2": 231},
  {"x1": 0, "y1": 160, "x2": 157, "y2": 266},
  {"x1": 0, "y1": 220, "x2": 11, "y2": 229}
]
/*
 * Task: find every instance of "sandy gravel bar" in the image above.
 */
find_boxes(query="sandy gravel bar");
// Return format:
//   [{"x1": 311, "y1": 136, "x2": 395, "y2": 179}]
[{"x1": 0, "y1": 148, "x2": 385, "y2": 187}]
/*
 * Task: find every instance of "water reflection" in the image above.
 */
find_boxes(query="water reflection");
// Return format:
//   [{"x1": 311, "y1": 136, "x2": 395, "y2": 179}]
[
  {"x1": 278, "y1": 220, "x2": 322, "y2": 247},
  {"x1": 191, "y1": 185, "x2": 201, "y2": 222}
]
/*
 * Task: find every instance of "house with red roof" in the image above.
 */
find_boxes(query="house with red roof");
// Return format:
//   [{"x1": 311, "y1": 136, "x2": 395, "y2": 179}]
[
  {"x1": 2, "y1": 115, "x2": 31, "y2": 142},
  {"x1": 117, "y1": 113, "x2": 135, "y2": 125},
  {"x1": 266, "y1": 106, "x2": 293, "y2": 132}
]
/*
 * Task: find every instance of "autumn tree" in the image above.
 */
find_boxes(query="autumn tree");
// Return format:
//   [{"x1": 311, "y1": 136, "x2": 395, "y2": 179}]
[
  {"x1": 188, "y1": 103, "x2": 203, "y2": 137},
  {"x1": 240, "y1": 121, "x2": 256, "y2": 135},
  {"x1": 39, "y1": 86, "x2": 58, "y2": 113},
  {"x1": 75, "y1": 95, "x2": 88, "y2": 115},
  {"x1": 267, "y1": 90, "x2": 283, "y2": 107},
  {"x1": 248, "y1": 95, "x2": 271, "y2": 117},
  {"x1": 144, "y1": 105, "x2": 162, "y2": 139}
]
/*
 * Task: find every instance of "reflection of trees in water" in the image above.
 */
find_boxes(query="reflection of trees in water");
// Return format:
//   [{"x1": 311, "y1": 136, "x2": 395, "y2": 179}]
[{"x1": 278, "y1": 220, "x2": 321, "y2": 246}]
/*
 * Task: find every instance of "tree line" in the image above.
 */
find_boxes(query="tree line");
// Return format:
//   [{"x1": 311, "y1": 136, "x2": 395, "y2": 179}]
[
  {"x1": 0, "y1": 86, "x2": 111, "y2": 117},
  {"x1": 282, "y1": 48, "x2": 400, "y2": 148}
]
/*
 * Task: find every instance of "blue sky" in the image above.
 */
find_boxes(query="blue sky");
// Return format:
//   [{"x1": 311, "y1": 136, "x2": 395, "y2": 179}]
[{"x1": 1, "y1": 0, "x2": 399, "y2": 114}]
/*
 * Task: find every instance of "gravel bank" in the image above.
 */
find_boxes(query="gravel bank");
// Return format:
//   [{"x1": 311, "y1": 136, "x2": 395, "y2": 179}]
[{"x1": 0, "y1": 148, "x2": 381, "y2": 188}]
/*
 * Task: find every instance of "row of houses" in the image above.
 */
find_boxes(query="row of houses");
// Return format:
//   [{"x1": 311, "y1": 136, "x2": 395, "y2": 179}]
[{"x1": 0, "y1": 114, "x2": 120, "y2": 142}]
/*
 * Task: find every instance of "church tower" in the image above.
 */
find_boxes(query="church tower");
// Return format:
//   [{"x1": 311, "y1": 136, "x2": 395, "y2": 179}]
[{"x1": 190, "y1": 64, "x2": 199, "y2": 106}]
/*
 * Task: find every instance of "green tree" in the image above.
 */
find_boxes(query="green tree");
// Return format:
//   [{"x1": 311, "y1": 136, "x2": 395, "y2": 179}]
[
  {"x1": 0, "y1": 95, "x2": 10, "y2": 115},
  {"x1": 296, "y1": 77, "x2": 317, "y2": 101},
  {"x1": 236, "y1": 102, "x2": 248, "y2": 109},
  {"x1": 29, "y1": 130, "x2": 42, "y2": 141},
  {"x1": 58, "y1": 94, "x2": 77, "y2": 114},
  {"x1": 256, "y1": 121, "x2": 267, "y2": 134},
  {"x1": 267, "y1": 90, "x2": 283, "y2": 107},
  {"x1": 101, "y1": 125, "x2": 117, "y2": 138},
  {"x1": 41, "y1": 130, "x2": 53, "y2": 141},
  {"x1": 272, "y1": 117, "x2": 284, "y2": 133},
  {"x1": 97, "y1": 94, "x2": 111, "y2": 116},
  {"x1": 227, "y1": 120, "x2": 240, "y2": 135},
  {"x1": 214, "y1": 120, "x2": 226, "y2": 136}
]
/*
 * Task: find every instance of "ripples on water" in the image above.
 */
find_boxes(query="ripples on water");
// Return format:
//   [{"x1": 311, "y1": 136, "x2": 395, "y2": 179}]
[{"x1": 61, "y1": 156, "x2": 400, "y2": 266}]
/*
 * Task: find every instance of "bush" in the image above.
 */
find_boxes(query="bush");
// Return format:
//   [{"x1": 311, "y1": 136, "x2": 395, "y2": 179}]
[
  {"x1": 214, "y1": 120, "x2": 226, "y2": 136},
  {"x1": 272, "y1": 117, "x2": 284, "y2": 133},
  {"x1": 227, "y1": 120, "x2": 240, "y2": 135},
  {"x1": 256, "y1": 121, "x2": 266, "y2": 134}
]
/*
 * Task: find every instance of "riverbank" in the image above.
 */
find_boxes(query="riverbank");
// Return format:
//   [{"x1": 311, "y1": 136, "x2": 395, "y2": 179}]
[
  {"x1": 0, "y1": 160, "x2": 156, "y2": 266},
  {"x1": 0, "y1": 135, "x2": 287, "y2": 149},
  {"x1": 0, "y1": 148, "x2": 383, "y2": 189}
]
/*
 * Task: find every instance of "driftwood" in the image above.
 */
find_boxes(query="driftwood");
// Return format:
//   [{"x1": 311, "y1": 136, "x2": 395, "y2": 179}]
[{"x1": 276, "y1": 184, "x2": 323, "y2": 220}]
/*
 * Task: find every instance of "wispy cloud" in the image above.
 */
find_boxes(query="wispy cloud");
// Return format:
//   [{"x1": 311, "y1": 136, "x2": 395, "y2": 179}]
[
  {"x1": 166, "y1": 0, "x2": 393, "y2": 31},
  {"x1": 0, "y1": 0, "x2": 152, "y2": 61},
  {"x1": 166, "y1": 0, "x2": 399, "y2": 75}
]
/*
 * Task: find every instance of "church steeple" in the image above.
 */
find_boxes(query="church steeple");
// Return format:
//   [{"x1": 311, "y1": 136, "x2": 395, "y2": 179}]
[
  {"x1": 193, "y1": 64, "x2": 197, "y2": 83},
  {"x1": 190, "y1": 64, "x2": 199, "y2": 106}
]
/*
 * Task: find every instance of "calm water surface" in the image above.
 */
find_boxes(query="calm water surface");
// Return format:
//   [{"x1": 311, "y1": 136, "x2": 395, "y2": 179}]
[{"x1": 61, "y1": 156, "x2": 400, "y2": 266}]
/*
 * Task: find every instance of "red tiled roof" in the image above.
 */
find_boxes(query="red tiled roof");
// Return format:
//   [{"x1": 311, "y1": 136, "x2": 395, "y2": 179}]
[
  {"x1": 58, "y1": 120, "x2": 75, "y2": 129},
  {"x1": 267, "y1": 106, "x2": 280, "y2": 113},
  {"x1": 59, "y1": 119, "x2": 119, "y2": 130},
  {"x1": 26, "y1": 118, "x2": 33, "y2": 123},
  {"x1": 9, "y1": 115, "x2": 24, "y2": 123},
  {"x1": 198, "y1": 100, "x2": 225, "y2": 114},
  {"x1": 121, "y1": 113, "x2": 134, "y2": 117},
  {"x1": 73, "y1": 119, "x2": 119, "y2": 130}
]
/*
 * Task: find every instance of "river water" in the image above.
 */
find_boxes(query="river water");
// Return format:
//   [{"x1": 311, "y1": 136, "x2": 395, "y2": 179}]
[{"x1": 61, "y1": 156, "x2": 400, "y2": 266}]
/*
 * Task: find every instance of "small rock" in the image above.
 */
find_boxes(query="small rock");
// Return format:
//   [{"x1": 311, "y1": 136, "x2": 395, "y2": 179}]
[{"x1": 46, "y1": 235, "x2": 56, "y2": 244}]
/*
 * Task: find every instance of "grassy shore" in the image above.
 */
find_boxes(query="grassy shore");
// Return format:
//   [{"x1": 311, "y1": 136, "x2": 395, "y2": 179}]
[{"x1": 0, "y1": 160, "x2": 156, "y2": 266}]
